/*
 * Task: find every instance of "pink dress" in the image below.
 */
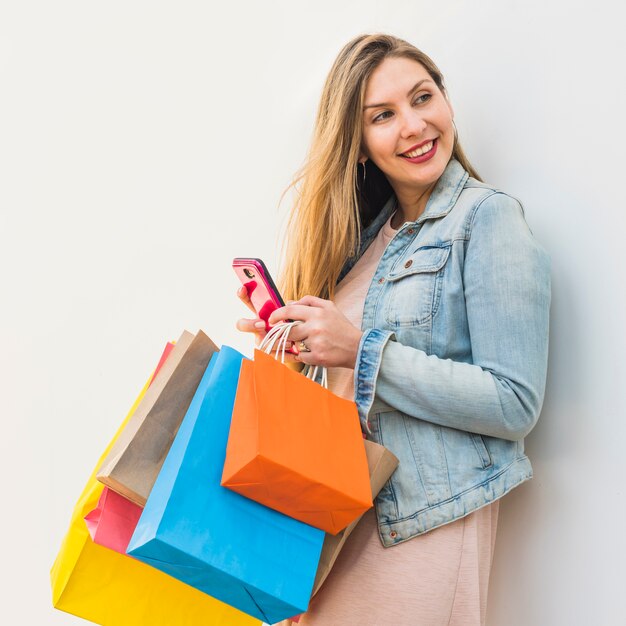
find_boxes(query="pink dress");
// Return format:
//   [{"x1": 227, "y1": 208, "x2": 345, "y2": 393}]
[{"x1": 296, "y1": 212, "x2": 499, "y2": 626}]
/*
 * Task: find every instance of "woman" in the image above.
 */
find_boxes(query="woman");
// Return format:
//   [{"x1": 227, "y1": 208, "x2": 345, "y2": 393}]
[{"x1": 237, "y1": 33, "x2": 550, "y2": 626}]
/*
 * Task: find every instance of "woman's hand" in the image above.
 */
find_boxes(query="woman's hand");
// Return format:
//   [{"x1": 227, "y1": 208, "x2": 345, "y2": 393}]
[
  {"x1": 235, "y1": 286, "x2": 299, "y2": 358},
  {"x1": 268, "y1": 296, "x2": 363, "y2": 369}
]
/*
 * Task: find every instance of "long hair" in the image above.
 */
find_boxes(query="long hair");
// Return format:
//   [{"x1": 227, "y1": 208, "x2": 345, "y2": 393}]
[{"x1": 279, "y1": 33, "x2": 481, "y2": 301}]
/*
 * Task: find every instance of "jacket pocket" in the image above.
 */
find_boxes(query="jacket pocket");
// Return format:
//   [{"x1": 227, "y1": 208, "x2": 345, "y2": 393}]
[
  {"x1": 470, "y1": 433, "x2": 493, "y2": 469},
  {"x1": 384, "y1": 244, "x2": 451, "y2": 326}
]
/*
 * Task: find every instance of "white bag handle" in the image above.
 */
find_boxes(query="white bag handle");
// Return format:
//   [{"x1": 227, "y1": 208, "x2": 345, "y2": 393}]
[{"x1": 257, "y1": 321, "x2": 328, "y2": 388}]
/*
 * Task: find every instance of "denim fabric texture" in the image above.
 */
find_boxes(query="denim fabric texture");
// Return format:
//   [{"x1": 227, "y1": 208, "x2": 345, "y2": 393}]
[{"x1": 345, "y1": 158, "x2": 551, "y2": 547}]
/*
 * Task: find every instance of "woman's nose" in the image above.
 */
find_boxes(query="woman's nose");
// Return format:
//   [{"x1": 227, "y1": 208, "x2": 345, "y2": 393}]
[{"x1": 400, "y1": 109, "x2": 427, "y2": 138}]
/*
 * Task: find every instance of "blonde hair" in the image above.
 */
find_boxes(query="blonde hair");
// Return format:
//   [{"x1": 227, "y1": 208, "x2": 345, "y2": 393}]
[{"x1": 279, "y1": 33, "x2": 481, "y2": 301}]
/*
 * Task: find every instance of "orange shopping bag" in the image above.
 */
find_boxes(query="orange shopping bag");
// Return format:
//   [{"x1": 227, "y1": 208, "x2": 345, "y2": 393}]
[{"x1": 221, "y1": 343, "x2": 372, "y2": 535}]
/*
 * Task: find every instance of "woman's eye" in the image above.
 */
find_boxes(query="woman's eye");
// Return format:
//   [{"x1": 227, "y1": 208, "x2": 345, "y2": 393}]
[
  {"x1": 414, "y1": 93, "x2": 432, "y2": 105},
  {"x1": 372, "y1": 94, "x2": 432, "y2": 123},
  {"x1": 373, "y1": 110, "x2": 393, "y2": 123}
]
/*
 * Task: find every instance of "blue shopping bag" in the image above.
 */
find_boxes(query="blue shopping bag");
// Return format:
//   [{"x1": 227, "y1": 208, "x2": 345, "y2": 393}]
[{"x1": 127, "y1": 346, "x2": 324, "y2": 625}]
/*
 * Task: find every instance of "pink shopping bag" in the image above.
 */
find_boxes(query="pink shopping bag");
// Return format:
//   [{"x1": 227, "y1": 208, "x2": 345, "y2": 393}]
[{"x1": 84, "y1": 487, "x2": 143, "y2": 554}]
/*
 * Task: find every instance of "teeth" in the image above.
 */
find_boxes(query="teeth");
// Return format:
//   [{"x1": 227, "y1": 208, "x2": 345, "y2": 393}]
[{"x1": 403, "y1": 141, "x2": 434, "y2": 158}]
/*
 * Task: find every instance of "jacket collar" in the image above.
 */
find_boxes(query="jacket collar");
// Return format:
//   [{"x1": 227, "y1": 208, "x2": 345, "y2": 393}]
[
  {"x1": 415, "y1": 158, "x2": 469, "y2": 224},
  {"x1": 337, "y1": 159, "x2": 469, "y2": 284},
  {"x1": 363, "y1": 158, "x2": 469, "y2": 237}
]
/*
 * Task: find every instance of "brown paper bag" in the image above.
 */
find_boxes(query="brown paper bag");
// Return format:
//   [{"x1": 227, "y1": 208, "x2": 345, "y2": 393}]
[
  {"x1": 278, "y1": 439, "x2": 399, "y2": 626},
  {"x1": 96, "y1": 330, "x2": 219, "y2": 506},
  {"x1": 311, "y1": 439, "x2": 399, "y2": 595}
]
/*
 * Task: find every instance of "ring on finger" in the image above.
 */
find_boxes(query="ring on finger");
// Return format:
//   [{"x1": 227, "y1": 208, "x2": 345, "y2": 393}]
[{"x1": 298, "y1": 341, "x2": 311, "y2": 353}]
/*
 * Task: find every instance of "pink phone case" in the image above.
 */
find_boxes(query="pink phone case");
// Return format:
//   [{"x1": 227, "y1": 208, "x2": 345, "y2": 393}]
[{"x1": 232, "y1": 258, "x2": 285, "y2": 332}]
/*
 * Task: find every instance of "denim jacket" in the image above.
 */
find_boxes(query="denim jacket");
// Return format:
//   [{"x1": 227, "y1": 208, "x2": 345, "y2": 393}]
[{"x1": 341, "y1": 158, "x2": 551, "y2": 547}]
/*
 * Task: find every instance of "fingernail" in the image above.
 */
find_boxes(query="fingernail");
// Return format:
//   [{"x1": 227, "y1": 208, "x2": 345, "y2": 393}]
[{"x1": 254, "y1": 321, "x2": 265, "y2": 329}]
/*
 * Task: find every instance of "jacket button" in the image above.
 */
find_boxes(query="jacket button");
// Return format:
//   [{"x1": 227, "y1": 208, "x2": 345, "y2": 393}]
[
  {"x1": 378, "y1": 277, "x2": 385, "y2": 284},
  {"x1": 390, "y1": 531, "x2": 397, "y2": 538},
  {"x1": 404, "y1": 260, "x2": 413, "y2": 268},
  {"x1": 407, "y1": 228, "x2": 414, "y2": 234}
]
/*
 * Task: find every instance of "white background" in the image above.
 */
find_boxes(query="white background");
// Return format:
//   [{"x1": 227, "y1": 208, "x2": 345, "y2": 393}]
[{"x1": 1, "y1": 1, "x2": 624, "y2": 624}]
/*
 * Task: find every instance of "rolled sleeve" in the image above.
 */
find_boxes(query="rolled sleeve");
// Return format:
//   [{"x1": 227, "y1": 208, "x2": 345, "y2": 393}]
[
  {"x1": 371, "y1": 193, "x2": 551, "y2": 441},
  {"x1": 353, "y1": 327, "x2": 396, "y2": 432}
]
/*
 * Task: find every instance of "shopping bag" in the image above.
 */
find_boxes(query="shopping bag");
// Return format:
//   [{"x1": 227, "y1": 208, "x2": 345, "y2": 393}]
[
  {"x1": 97, "y1": 329, "x2": 219, "y2": 506},
  {"x1": 310, "y1": 439, "x2": 399, "y2": 594},
  {"x1": 85, "y1": 339, "x2": 175, "y2": 553},
  {"x1": 127, "y1": 346, "x2": 325, "y2": 625},
  {"x1": 148, "y1": 340, "x2": 175, "y2": 384},
  {"x1": 282, "y1": 439, "x2": 399, "y2": 625},
  {"x1": 51, "y1": 341, "x2": 258, "y2": 626},
  {"x1": 221, "y1": 348, "x2": 372, "y2": 534},
  {"x1": 84, "y1": 340, "x2": 176, "y2": 554},
  {"x1": 84, "y1": 487, "x2": 143, "y2": 554}
]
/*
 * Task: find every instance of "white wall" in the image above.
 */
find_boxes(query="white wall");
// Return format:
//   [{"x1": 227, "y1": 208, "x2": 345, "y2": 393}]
[{"x1": 1, "y1": 1, "x2": 624, "y2": 624}]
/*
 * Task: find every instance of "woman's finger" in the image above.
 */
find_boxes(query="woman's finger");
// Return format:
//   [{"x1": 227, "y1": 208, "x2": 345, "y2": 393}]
[
  {"x1": 264, "y1": 340, "x2": 298, "y2": 354},
  {"x1": 294, "y1": 295, "x2": 331, "y2": 309},
  {"x1": 278, "y1": 324, "x2": 308, "y2": 343},
  {"x1": 236, "y1": 317, "x2": 265, "y2": 333},
  {"x1": 294, "y1": 351, "x2": 316, "y2": 366},
  {"x1": 268, "y1": 303, "x2": 318, "y2": 326}
]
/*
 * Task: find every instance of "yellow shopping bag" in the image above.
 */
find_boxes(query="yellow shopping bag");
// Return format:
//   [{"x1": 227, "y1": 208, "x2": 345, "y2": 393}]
[{"x1": 51, "y1": 341, "x2": 260, "y2": 626}]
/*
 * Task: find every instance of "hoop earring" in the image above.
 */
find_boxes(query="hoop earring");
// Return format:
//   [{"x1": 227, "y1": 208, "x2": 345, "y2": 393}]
[{"x1": 360, "y1": 161, "x2": 367, "y2": 182}]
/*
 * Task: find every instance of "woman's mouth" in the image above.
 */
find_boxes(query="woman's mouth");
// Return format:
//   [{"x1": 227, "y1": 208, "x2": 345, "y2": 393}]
[{"x1": 399, "y1": 139, "x2": 438, "y2": 163}]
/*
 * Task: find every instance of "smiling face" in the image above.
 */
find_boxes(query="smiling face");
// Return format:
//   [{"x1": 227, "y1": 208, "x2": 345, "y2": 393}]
[{"x1": 360, "y1": 56, "x2": 455, "y2": 216}]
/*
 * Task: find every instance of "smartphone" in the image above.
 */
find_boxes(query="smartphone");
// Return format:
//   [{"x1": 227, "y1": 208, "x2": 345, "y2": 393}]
[{"x1": 232, "y1": 258, "x2": 286, "y2": 332}]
